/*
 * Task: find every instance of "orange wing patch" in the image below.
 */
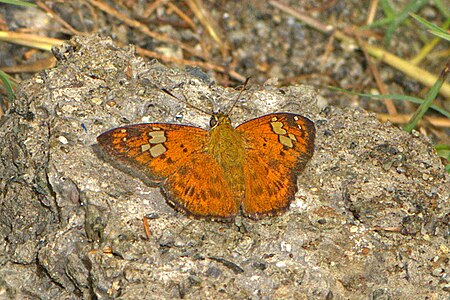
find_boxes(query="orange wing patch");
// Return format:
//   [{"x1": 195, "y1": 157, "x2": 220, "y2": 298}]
[
  {"x1": 237, "y1": 113, "x2": 315, "y2": 218},
  {"x1": 97, "y1": 124, "x2": 239, "y2": 219}
]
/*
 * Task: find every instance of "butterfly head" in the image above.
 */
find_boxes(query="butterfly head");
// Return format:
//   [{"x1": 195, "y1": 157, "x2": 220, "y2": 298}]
[{"x1": 209, "y1": 112, "x2": 232, "y2": 129}]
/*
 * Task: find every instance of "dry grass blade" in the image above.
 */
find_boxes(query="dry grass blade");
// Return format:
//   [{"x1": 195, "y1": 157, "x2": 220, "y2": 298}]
[
  {"x1": 185, "y1": 0, "x2": 229, "y2": 57},
  {"x1": 0, "y1": 31, "x2": 64, "y2": 50},
  {"x1": 142, "y1": 0, "x2": 167, "y2": 18},
  {"x1": 367, "y1": 0, "x2": 379, "y2": 25},
  {"x1": 167, "y1": 2, "x2": 196, "y2": 31}
]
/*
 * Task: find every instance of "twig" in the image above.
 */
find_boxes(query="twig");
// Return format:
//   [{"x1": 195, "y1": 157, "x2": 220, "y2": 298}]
[{"x1": 142, "y1": 215, "x2": 151, "y2": 239}]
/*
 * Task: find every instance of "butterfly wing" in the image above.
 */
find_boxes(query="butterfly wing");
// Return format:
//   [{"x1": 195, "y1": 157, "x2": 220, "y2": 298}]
[
  {"x1": 97, "y1": 124, "x2": 238, "y2": 220},
  {"x1": 236, "y1": 113, "x2": 315, "y2": 219}
]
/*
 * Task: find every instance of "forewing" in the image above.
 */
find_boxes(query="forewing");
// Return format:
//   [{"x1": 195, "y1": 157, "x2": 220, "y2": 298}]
[
  {"x1": 236, "y1": 113, "x2": 315, "y2": 219},
  {"x1": 97, "y1": 123, "x2": 238, "y2": 219}
]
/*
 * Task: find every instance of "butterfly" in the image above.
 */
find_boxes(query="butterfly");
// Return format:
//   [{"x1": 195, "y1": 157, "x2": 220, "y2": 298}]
[{"x1": 97, "y1": 100, "x2": 315, "y2": 221}]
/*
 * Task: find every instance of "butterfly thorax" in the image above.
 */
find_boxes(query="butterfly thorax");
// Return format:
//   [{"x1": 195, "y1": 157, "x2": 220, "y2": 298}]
[{"x1": 207, "y1": 113, "x2": 246, "y2": 200}]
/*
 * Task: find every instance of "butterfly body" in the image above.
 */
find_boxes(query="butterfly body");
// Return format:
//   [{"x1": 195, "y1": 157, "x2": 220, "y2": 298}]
[
  {"x1": 97, "y1": 112, "x2": 315, "y2": 221},
  {"x1": 207, "y1": 113, "x2": 246, "y2": 207}
]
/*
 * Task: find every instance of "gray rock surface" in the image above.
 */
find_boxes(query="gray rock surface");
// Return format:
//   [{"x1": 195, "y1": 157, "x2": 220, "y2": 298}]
[{"x1": 0, "y1": 35, "x2": 449, "y2": 299}]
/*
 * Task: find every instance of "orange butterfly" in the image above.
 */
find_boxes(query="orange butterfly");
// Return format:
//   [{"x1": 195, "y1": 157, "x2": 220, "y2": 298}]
[{"x1": 97, "y1": 102, "x2": 315, "y2": 221}]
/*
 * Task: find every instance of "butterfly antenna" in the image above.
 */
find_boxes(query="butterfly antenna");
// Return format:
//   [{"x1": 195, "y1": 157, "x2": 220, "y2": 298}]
[
  {"x1": 161, "y1": 88, "x2": 211, "y2": 116},
  {"x1": 226, "y1": 77, "x2": 250, "y2": 115}
]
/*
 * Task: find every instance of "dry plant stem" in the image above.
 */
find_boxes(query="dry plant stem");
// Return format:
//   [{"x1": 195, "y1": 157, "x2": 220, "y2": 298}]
[
  {"x1": 0, "y1": 57, "x2": 56, "y2": 73},
  {"x1": 354, "y1": 31, "x2": 398, "y2": 115},
  {"x1": 184, "y1": 0, "x2": 229, "y2": 57},
  {"x1": 367, "y1": 0, "x2": 379, "y2": 25},
  {"x1": 429, "y1": 49, "x2": 450, "y2": 60},
  {"x1": 411, "y1": 37, "x2": 447, "y2": 65},
  {"x1": 306, "y1": 0, "x2": 338, "y2": 13},
  {"x1": 411, "y1": 19, "x2": 450, "y2": 65},
  {"x1": 377, "y1": 114, "x2": 450, "y2": 128},
  {"x1": 0, "y1": 31, "x2": 63, "y2": 50},
  {"x1": 142, "y1": 215, "x2": 151, "y2": 239},
  {"x1": 36, "y1": 1, "x2": 85, "y2": 35},
  {"x1": 269, "y1": 0, "x2": 333, "y2": 33},
  {"x1": 269, "y1": 0, "x2": 450, "y2": 99},
  {"x1": 167, "y1": 2, "x2": 196, "y2": 31},
  {"x1": 142, "y1": 0, "x2": 167, "y2": 18},
  {"x1": 365, "y1": 42, "x2": 450, "y2": 99},
  {"x1": 135, "y1": 46, "x2": 246, "y2": 82},
  {"x1": 87, "y1": 0, "x2": 205, "y2": 59}
]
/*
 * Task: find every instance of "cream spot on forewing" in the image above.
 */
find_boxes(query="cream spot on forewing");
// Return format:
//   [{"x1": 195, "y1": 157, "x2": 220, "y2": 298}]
[
  {"x1": 279, "y1": 135, "x2": 294, "y2": 148},
  {"x1": 149, "y1": 143, "x2": 167, "y2": 157},
  {"x1": 141, "y1": 143, "x2": 151, "y2": 152},
  {"x1": 152, "y1": 127, "x2": 161, "y2": 131},
  {"x1": 271, "y1": 117, "x2": 278, "y2": 122},
  {"x1": 148, "y1": 130, "x2": 167, "y2": 144},
  {"x1": 288, "y1": 133, "x2": 297, "y2": 141},
  {"x1": 294, "y1": 116, "x2": 299, "y2": 121},
  {"x1": 120, "y1": 129, "x2": 127, "y2": 133},
  {"x1": 122, "y1": 137, "x2": 127, "y2": 142},
  {"x1": 270, "y1": 121, "x2": 287, "y2": 135}
]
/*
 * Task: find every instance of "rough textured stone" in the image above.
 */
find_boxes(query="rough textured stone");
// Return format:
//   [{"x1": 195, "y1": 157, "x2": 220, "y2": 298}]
[{"x1": 0, "y1": 35, "x2": 448, "y2": 299}]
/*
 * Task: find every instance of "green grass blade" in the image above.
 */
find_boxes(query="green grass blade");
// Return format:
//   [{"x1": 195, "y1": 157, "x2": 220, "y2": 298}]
[
  {"x1": 327, "y1": 86, "x2": 450, "y2": 119},
  {"x1": 435, "y1": 144, "x2": 450, "y2": 161},
  {"x1": 385, "y1": 0, "x2": 428, "y2": 46},
  {"x1": 403, "y1": 62, "x2": 449, "y2": 132},
  {"x1": 0, "y1": 0, "x2": 36, "y2": 7},
  {"x1": 410, "y1": 13, "x2": 450, "y2": 41},
  {"x1": 435, "y1": 144, "x2": 450, "y2": 173},
  {"x1": 0, "y1": 70, "x2": 15, "y2": 100},
  {"x1": 380, "y1": 0, "x2": 395, "y2": 18}
]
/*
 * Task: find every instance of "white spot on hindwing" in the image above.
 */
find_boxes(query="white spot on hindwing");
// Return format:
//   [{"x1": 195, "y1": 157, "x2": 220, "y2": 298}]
[
  {"x1": 270, "y1": 119, "x2": 297, "y2": 148},
  {"x1": 149, "y1": 143, "x2": 167, "y2": 157},
  {"x1": 148, "y1": 130, "x2": 167, "y2": 144},
  {"x1": 141, "y1": 129, "x2": 168, "y2": 157}
]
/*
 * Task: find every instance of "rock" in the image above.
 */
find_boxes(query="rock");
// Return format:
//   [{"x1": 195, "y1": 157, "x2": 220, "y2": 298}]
[{"x1": 0, "y1": 35, "x2": 449, "y2": 299}]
